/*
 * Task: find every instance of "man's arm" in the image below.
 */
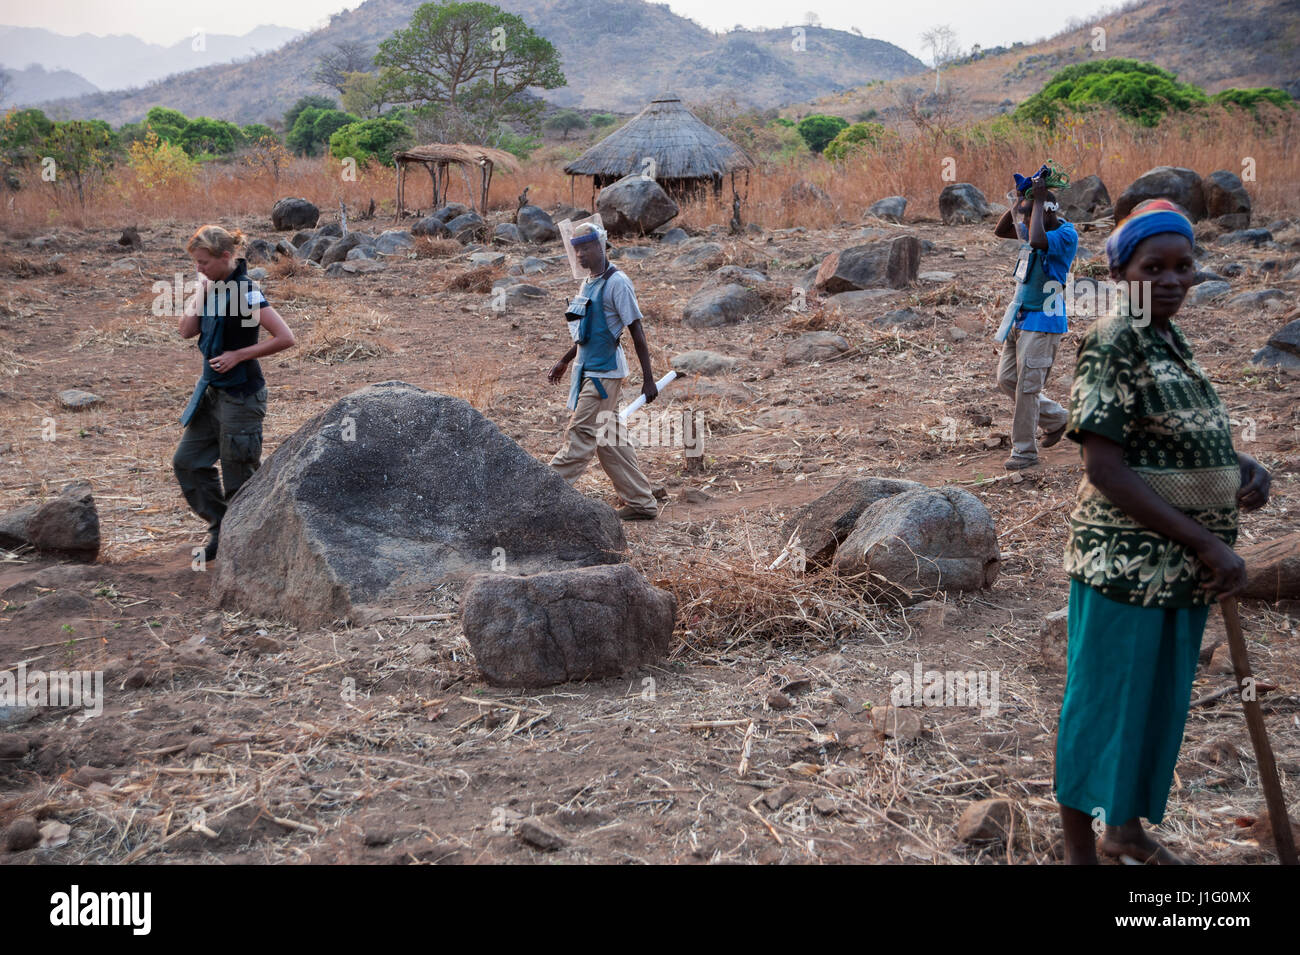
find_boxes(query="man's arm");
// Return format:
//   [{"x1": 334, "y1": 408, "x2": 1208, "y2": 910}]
[
  {"x1": 1027, "y1": 177, "x2": 1049, "y2": 250},
  {"x1": 627, "y1": 320, "x2": 656, "y2": 403},
  {"x1": 993, "y1": 207, "x2": 1017, "y2": 239},
  {"x1": 548, "y1": 344, "x2": 578, "y2": 384}
]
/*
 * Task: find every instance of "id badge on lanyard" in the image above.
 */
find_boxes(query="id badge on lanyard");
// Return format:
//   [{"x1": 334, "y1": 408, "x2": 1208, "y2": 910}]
[{"x1": 1012, "y1": 246, "x2": 1033, "y2": 283}]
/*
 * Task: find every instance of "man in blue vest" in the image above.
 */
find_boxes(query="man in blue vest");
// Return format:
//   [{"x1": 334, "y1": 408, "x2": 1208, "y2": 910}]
[
  {"x1": 547, "y1": 222, "x2": 660, "y2": 519},
  {"x1": 993, "y1": 172, "x2": 1079, "y2": 470}
]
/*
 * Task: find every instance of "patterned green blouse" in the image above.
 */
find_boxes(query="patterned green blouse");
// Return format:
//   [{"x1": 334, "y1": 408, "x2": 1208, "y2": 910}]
[{"x1": 1064, "y1": 313, "x2": 1240, "y2": 608}]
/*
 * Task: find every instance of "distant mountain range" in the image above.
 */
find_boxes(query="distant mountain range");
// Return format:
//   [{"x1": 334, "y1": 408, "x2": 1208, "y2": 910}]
[
  {"x1": 0, "y1": 23, "x2": 305, "y2": 106},
  {"x1": 13, "y1": 0, "x2": 927, "y2": 125}
]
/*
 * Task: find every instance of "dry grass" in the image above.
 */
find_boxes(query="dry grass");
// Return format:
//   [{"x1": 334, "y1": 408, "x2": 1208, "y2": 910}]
[
  {"x1": 434, "y1": 358, "x2": 505, "y2": 412},
  {"x1": 0, "y1": 250, "x2": 66, "y2": 278},
  {"x1": 3, "y1": 105, "x2": 1294, "y2": 240},
  {"x1": 74, "y1": 314, "x2": 179, "y2": 351},
  {"x1": 293, "y1": 306, "x2": 392, "y2": 365},
  {"x1": 437, "y1": 265, "x2": 500, "y2": 294},
  {"x1": 413, "y1": 237, "x2": 464, "y2": 259}
]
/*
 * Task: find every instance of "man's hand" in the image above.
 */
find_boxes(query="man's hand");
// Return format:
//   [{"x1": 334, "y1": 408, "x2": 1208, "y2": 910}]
[
  {"x1": 642, "y1": 379, "x2": 658, "y2": 405},
  {"x1": 1031, "y1": 175, "x2": 1049, "y2": 203},
  {"x1": 547, "y1": 358, "x2": 570, "y2": 384},
  {"x1": 1237, "y1": 452, "x2": 1271, "y2": 511},
  {"x1": 209, "y1": 350, "x2": 242, "y2": 374}
]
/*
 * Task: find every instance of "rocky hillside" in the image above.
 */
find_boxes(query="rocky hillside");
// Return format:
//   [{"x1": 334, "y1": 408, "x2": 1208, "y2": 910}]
[
  {"x1": 798, "y1": 0, "x2": 1300, "y2": 124},
  {"x1": 27, "y1": 0, "x2": 926, "y2": 125}
]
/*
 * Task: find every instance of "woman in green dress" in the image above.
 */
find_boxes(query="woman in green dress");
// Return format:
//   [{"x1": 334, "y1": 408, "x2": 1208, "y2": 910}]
[{"x1": 1055, "y1": 199, "x2": 1271, "y2": 864}]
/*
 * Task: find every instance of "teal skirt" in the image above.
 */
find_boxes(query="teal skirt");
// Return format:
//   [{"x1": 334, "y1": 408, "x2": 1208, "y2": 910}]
[{"x1": 1054, "y1": 578, "x2": 1209, "y2": 825}]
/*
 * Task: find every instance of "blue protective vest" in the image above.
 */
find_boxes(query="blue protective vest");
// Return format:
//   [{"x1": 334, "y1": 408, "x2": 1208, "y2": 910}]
[
  {"x1": 567, "y1": 266, "x2": 622, "y2": 409},
  {"x1": 180, "y1": 261, "x2": 262, "y2": 426}
]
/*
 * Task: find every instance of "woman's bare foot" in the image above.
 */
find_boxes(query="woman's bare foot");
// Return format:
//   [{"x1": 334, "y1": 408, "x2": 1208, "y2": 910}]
[{"x1": 1098, "y1": 821, "x2": 1189, "y2": 864}]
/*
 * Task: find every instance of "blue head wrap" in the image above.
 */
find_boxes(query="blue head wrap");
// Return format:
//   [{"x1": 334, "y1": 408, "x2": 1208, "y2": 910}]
[{"x1": 1105, "y1": 199, "x2": 1194, "y2": 269}]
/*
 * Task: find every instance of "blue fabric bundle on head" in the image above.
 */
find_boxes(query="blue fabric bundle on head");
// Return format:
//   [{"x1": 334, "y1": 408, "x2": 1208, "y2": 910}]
[
  {"x1": 1105, "y1": 199, "x2": 1195, "y2": 269},
  {"x1": 1013, "y1": 165, "x2": 1049, "y2": 196}
]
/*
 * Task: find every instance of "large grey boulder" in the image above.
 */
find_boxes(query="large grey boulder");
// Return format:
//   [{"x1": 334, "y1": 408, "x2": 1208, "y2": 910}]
[
  {"x1": 596, "y1": 175, "x2": 679, "y2": 236},
  {"x1": 832, "y1": 487, "x2": 1000, "y2": 601},
  {"x1": 431, "y1": 203, "x2": 470, "y2": 223},
  {"x1": 1057, "y1": 174, "x2": 1111, "y2": 221},
  {"x1": 783, "y1": 331, "x2": 850, "y2": 364},
  {"x1": 681, "y1": 283, "x2": 763, "y2": 328},
  {"x1": 271, "y1": 197, "x2": 319, "y2": 231},
  {"x1": 671, "y1": 350, "x2": 737, "y2": 376},
  {"x1": 411, "y1": 216, "x2": 452, "y2": 238},
  {"x1": 672, "y1": 241, "x2": 725, "y2": 270},
  {"x1": 212, "y1": 382, "x2": 626, "y2": 627},
  {"x1": 516, "y1": 205, "x2": 559, "y2": 243},
  {"x1": 867, "y1": 196, "x2": 906, "y2": 222},
  {"x1": 938, "y1": 183, "x2": 991, "y2": 224},
  {"x1": 0, "y1": 481, "x2": 100, "y2": 561},
  {"x1": 1114, "y1": 167, "x2": 1206, "y2": 222},
  {"x1": 461, "y1": 564, "x2": 675, "y2": 687},
  {"x1": 814, "y1": 236, "x2": 921, "y2": 293},
  {"x1": 1185, "y1": 280, "x2": 1232, "y2": 306},
  {"x1": 779, "y1": 477, "x2": 924, "y2": 564},
  {"x1": 319, "y1": 232, "x2": 365, "y2": 266},
  {"x1": 375, "y1": 230, "x2": 416, "y2": 255},
  {"x1": 447, "y1": 212, "x2": 486, "y2": 243},
  {"x1": 493, "y1": 223, "x2": 523, "y2": 243},
  {"x1": 1203, "y1": 170, "x2": 1251, "y2": 229},
  {"x1": 1251, "y1": 319, "x2": 1300, "y2": 369}
]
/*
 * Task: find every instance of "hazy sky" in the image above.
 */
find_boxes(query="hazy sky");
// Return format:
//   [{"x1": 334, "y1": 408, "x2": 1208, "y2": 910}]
[{"x1": 0, "y1": 0, "x2": 1116, "y2": 61}]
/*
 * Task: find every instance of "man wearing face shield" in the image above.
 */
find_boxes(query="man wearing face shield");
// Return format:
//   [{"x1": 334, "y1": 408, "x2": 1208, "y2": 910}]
[{"x1": 546, "y1": 222, "x2": 660, "y2": 520}]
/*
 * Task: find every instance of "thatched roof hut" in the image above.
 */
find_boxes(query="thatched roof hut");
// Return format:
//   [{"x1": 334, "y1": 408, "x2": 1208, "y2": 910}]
[
  {"x1": 563, "y1": 93, "x2": 754, "y2": 201},
  {"x1": 393, "y1": 143, "x2": 522, "y2": 218}
]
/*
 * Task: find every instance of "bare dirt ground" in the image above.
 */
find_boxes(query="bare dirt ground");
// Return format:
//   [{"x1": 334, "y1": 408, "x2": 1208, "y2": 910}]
[{"x1": 1, "y1": 209, "x2": 1297, "y2": 864}]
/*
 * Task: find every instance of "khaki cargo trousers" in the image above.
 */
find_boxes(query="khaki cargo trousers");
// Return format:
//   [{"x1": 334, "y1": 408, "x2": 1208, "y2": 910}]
[
  {"x1": 173, "y1": 385, "x2": 266, "y2": 533},
  {"x1": 550, "y1": 376, "x2": 657, "y2": 513},
  {"x1": 996, "y1": 326, "x2": 1068, "y2": 461}
]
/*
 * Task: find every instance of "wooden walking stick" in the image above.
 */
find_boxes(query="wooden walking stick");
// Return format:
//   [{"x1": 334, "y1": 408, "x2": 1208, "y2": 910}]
[{"x1": 1220, "y1": 596, "x2": 1298, "y2": 864}]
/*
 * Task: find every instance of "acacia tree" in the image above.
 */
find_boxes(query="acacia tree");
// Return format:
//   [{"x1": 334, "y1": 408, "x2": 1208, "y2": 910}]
[
  {"x1": 920, "y1": 25, "x2": 960, "y2": 94},
  {"x1": 374, "y1": 1, "x2": 564, "y2": 142},
  {"x1": 43, "y1": 119, "x2": 115, "y2": 207},
  {"x1": 315, "y1": 41, "x2": 374, "y2": 94}
]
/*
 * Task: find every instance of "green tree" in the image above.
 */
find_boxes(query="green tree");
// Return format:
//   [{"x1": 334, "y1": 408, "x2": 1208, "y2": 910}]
[
  {"x1": 287, "y1": 107, "x2": 360, "y2": 156},
  {"x1": 823, "y1": 121, "x2": 886, "y2": 161},
  {"x1": 179, "y1": 117, "x2": 242, "y2": 157},
  {"x1": 341, "y1": 71, "x2": 387, "y2": 117},
  {"x1": 544, "y1": 109, "x2": 586, "y2": 140},
  {"x1": 240, "y1": 123, "x2": 278, "y2": 144},
  {"x1": 283, "y1": 95, "x2": 338, "y2": 136},
  {"x1": 796, "y1": 114, "x2": 848, "y2": 153},
  {"x1": 1211, "y1": 87, "x2": 1293, "y2": 112},
  {"x1": 374, "y1": 1, "x2": 564, "y2": 141},
  {"x1": 1015, "y1": 59, "x2": 1208, "y2": 127},
  {"x1": 144, "y1": 106, "x2": 190, "y2": 145},
  {"x1": 589, "y1": 112, "x2": 616, "y2": 128},
  {"x1": 329, "y1": 117, "x2": 414, "y2": 164},
  {"x1": 43, "y1": 119, "x2": 115, "y2": 206}
]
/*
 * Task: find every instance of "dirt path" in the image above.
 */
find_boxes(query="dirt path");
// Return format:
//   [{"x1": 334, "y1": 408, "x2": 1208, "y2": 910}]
[{"x1": 1, "y1": 215, "x2": 1297, "y2": 864}]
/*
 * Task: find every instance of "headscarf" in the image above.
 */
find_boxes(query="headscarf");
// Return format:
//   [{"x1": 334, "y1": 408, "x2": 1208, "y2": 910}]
[{"x1": 1105, "y1": 199, "x2": 1194, "y2": 269}]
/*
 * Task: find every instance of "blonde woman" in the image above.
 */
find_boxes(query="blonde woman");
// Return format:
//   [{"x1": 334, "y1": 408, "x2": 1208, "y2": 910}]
[{"x1": 174, "y1": 225, "x2": 295, "y2": 560}]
